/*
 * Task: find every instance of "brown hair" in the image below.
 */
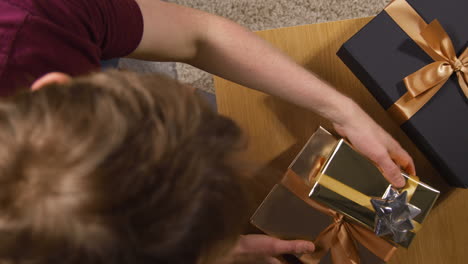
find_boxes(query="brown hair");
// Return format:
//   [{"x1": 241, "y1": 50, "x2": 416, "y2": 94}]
[{"x1": 0, "y1": 71, "x2": 249, "y2": 264}]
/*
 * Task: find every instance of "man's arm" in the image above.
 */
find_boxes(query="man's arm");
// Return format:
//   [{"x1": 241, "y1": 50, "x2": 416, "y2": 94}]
[{"x1": 129, "y1": 0, "x2": 414, "y2": 187}]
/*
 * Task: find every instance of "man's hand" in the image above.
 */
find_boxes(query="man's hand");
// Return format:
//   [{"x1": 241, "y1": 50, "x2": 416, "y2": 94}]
[
  {"x1": 220, "y1": 234, "x2": 315, "y2": 264},
  {"x1": 332, "y1": 101, "x2": 415, "y2": 188}
]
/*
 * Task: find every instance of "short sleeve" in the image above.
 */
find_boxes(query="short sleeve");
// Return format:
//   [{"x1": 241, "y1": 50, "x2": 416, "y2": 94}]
[
  {"x1": 80, "y1": 0, "x2": 144, "y2": 60},
  {"x1": 0, "y1": 0, "x2": 145, "y2": 93}
]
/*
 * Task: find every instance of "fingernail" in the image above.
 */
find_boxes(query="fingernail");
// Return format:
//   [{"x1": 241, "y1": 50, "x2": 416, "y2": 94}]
[
  {"x1": 396, "y1": 178, "x2": 406, "y2": 187},
  {"x1": 297, "y1": 244, "x2": 315, "y2": 254}
]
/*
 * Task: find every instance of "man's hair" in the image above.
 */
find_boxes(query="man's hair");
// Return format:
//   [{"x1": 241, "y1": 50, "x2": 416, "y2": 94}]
[{"x1": 0, "y1": 71, "x2": 248, "y2": 264}]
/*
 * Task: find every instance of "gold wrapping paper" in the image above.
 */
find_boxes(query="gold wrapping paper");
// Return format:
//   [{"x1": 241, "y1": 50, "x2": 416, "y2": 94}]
[
  {"x1": 251, "y1": 176, "x2": 397, "y2": 264},
  {"x1": 251, "y1": 127, "x2": 438, "y2": 262},
  {"x1": 251, "y1": 127, "x2": 401, "y2": 263},
  {"x1": 288, "y1": 127, "x2": 439, "y2": 247}
]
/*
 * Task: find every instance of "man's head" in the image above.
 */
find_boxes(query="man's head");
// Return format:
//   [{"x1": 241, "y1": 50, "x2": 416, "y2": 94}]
[{"x1": 0, "y1": 71, "x2": 248, "y2": 264}]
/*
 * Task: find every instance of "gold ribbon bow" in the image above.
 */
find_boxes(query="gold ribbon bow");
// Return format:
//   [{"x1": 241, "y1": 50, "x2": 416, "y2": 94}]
[
  {"x1": 281, "y1": 169, "x2": 397, "y2": 264},
  {"x1": 385, "y1": 0, "x2": 468, "y2": 124}
]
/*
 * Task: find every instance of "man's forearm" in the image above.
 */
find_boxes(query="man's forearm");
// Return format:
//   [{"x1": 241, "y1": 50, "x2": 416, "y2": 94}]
[
  {"x1": 131, "y1": 0, "x2": 355, "y2": 126},
  {"x1": 185, "y1": 15, "x2": 356, "y2": 125}
]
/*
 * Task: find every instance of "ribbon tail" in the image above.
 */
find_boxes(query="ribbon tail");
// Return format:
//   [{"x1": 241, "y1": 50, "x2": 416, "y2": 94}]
[
  {"x1": 346, "y1": 223, "x2": 397, "y2": 262},
  {"x1": 330, "y1": 224, "x2": 360, "y2": 264},
  {"x1": 420, "y1": 20, "x2": 457, "y2": 62},
  {"x1": 298, "y1": 224, "x2": 337, "y2": 264},
  {"x1": 387, "y1": 83, "x2": 440, "y2": 125},
  {"x1": 458, "y1": 48, "x2": 468, "y2": 97},
  {"x1": 456, "y1": 70, "x2": 468, "y2": 98},
  {"x1": 330, "y1": 243, "x2": 358, "y2": 264},
  {"x1": 459, "y1": 48, "x2": 468, "y2": 64},
  {"x1": 301, "y1": 223, "x2": 360, "y2": 264}
]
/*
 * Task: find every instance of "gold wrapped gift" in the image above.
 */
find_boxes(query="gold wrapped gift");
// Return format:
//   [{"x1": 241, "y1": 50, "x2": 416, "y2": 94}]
[
  {"x1": 297, "y1": 127, "x2": 439, "y2": 247},
  {"x1": 251, "y1": 183, "x2": 396, "y2": 263},
  {"x1": 251, "y1": 127, "x2": 439, "y2": 263}
]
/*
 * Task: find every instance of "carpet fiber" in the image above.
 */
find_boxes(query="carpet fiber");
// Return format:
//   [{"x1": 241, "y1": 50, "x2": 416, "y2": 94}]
[{"x1": 119, "y1": 0, "x2": 390, "y2": 93}]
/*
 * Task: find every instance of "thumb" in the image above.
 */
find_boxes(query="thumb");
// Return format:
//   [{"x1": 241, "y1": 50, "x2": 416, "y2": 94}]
[
  {"x1": 236, "y1": 235, "x2": 315, "y2": 256},
  {"x1": 273, "y1": 239, "x2": 315, "y2": 256},
  {"x1": 377, "y1": 153, "x2": 406, "y2": 188}
]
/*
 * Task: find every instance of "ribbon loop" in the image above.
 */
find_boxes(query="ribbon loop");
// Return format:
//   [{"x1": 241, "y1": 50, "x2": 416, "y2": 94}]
[
  {"x1": 456, "y1": 49, "x2": 468, "y2": 98},
  {"x1": 420, "y1": 20, "x2": 457, "y2": 62}
]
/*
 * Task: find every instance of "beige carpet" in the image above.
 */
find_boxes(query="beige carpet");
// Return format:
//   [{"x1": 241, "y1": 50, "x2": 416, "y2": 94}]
[{"x1": 120, "y1": 0, "x2": 391, "y2": 93}]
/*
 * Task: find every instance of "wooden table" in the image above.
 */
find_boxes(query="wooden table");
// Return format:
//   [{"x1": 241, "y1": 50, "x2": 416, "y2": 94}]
[{"x1": 213, "y1": 17, "x2": 468, "y2": 264}]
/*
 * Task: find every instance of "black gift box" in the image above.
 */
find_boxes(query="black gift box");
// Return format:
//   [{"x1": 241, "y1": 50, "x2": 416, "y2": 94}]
[{"x1": 337, "y1": 0, "x2": 468, "y2": 187}]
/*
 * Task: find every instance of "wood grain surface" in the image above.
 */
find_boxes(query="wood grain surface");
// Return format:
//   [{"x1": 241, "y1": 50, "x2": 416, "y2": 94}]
[{"x1": 213, "y1": 17, "x2": 467, "y2": 264}]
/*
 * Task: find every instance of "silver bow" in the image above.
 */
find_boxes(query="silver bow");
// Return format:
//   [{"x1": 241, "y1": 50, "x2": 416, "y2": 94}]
[{"x1": 370, "y1": 189, "x2": 421, "y2": 243}]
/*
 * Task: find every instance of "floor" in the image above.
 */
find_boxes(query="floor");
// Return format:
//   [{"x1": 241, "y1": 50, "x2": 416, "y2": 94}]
[{"x1": 118, "y1": 0, "x2": 391, "y2": 94}]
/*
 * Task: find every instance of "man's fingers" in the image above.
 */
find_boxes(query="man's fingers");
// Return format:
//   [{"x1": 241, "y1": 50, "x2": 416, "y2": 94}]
[
  {"x1": 236, "y1": 235, "x2": 314, "y2": 256},
  {"x1": 389, "y1": 146, "x2": 416, "y2": 176},
  {"x1": 374, "y1": 151, "x2": 405, "y2": 188},
  {"x1": 271, "y1": 239, "x2": 315, "y2": 255},
  {"x1": 222, "y1": 254, "x2": 282, "y2": 264},
  {"x1": 265, "y1": 257, "x2": 282, "y2": 264}
]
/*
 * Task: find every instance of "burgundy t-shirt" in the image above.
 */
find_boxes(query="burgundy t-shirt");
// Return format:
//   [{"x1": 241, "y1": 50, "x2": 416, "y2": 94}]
[{"x1": 0, "y1": 0, "x2": 144, "y2": 95}]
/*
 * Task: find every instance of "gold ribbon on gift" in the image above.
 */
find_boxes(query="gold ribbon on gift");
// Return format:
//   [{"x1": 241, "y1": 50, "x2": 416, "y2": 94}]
[
  {"x1": 384, "y1": 0, "x2": 468, "y2": 125},
  {"x1": 315, "y1": 172, "x2": 422, "y2": 232},
  {"x1": 281, "y1": 169, "x2": 397, "y2": 264}
]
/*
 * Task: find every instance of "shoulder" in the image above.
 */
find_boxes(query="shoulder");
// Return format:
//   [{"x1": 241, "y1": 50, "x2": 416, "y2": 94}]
[
  {"x1": 0, "y1": 0, "x2": 144, "y2": 92},
  {"x1": 0, "y1": 0, "x2": 34, "y2": 15},
  {"x1": 0, "y1": 0, "x2": 30, "y2": 94},
  {"x1": 0, "y1": 0, "x2": 104, "y2": 92}
]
